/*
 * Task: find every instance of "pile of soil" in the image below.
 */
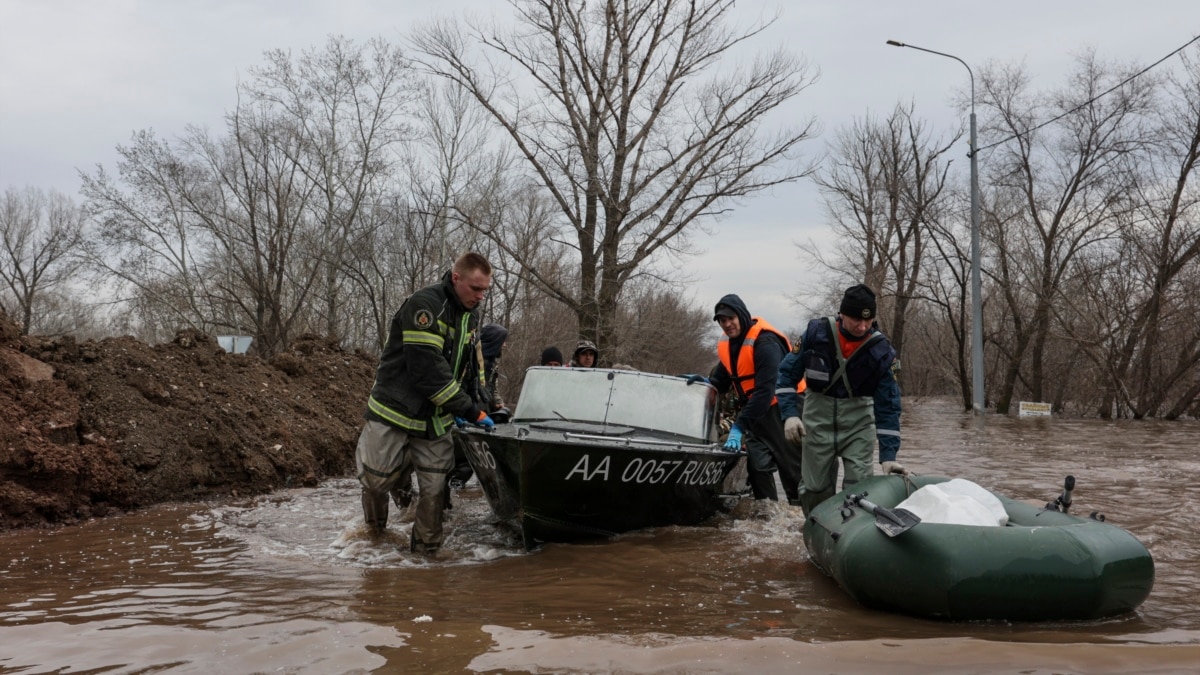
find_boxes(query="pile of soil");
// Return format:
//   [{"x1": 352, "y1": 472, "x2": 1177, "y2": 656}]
[{"x1": 0, "y1": 309, "x2": 376, "y2": 529}]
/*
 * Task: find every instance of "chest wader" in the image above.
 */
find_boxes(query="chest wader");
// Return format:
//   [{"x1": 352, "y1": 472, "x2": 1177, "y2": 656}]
[{"x1": 799, "y1": 321, "x2": 880, "y2": 515}]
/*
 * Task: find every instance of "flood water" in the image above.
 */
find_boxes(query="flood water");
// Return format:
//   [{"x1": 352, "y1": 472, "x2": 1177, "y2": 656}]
[{"x1": 3, "y1": 397, "x2": 1199, "y2": 674}]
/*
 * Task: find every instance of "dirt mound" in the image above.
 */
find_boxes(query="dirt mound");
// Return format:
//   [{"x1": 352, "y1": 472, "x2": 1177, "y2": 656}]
[{"x1": 0, "y1": 309, "x2": 375, "y2": 529}]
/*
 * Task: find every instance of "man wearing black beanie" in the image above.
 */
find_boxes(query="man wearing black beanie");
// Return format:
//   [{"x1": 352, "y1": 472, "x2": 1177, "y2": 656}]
[
  {"x1": 776, "y1": 283, "x2": 905, "y2": 515},
  {"x1": 540, "y1": 346, "x2": 564, "y2": 367}
]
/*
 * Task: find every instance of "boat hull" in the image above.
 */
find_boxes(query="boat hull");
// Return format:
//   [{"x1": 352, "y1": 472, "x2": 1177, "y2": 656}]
[
  {"x1": 802, "y1": 474, "x2": 1155, "y2": 621},
  {"x1": 454, "y1": 428, "x2": 742, "y2": 548}
]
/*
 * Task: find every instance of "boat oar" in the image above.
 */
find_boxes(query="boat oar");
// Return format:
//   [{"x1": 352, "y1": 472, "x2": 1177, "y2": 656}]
[{"x1": 849, "y1": 493, "x2": 921, "y2": 537}]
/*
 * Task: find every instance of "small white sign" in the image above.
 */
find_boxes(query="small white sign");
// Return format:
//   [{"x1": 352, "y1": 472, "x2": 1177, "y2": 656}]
[
  {"x1": 217, "y1": 335, "x2": 254, "y2": 354},
  {"x1": 1018, "y1": 401, "x2": 1052, "y2": 417}
]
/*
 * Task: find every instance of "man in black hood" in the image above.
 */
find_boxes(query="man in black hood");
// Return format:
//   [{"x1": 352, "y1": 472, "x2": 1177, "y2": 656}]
[{"x1": 695, "y1": 294, "x2": 803, "y2": 504}]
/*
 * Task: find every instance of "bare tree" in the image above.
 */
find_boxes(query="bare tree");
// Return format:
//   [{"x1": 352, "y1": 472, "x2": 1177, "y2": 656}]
[
  {"x1": 199, "y1": 106, "x2": 326, "y2": 356},
  {"x1": 0, "y1": 186, "x2": 87, "y2": 334},
  {"x1": 80, "y1": 107, "x2": 324, "y2": 357},
  {"x1": 1094, "y1": 48, "x2": 1200, "y2": 418},
  {"x1": 979, "y1": 51, "x2": 1153, "y2": 413},
  {"x1": 78, "y1": 131, "x2": 220, "y2": 337},
  {"x1": 412, "y1": 0, "x2": 818, "y2": 354},
  {"x1": 610, "y1": 279, "x2": 714, "y2": 374},
  {"x1": 919, "y1": 203, "x2": 975, "y2": 409},
  {"x1": 81, "y1": 38, "x2": 417, "y2": 356},
  {"x1": 243, "y1": 36, "x2": 417, "y2": 341},
  {"x1": 809, "y1": 102, "x2": 957, "y2": 388},
  {"x1": 405, "y1": 78, "x2": 506, "y2": 271}
]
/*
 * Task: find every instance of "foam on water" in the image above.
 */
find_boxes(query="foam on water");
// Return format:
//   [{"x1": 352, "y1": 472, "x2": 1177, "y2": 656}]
[{"x1": 202, "y1": 477, "x2": 529, "y2": 568}]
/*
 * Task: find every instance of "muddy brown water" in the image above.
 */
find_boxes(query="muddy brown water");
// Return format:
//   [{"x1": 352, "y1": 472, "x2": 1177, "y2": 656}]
[{"x1": 2, "y1": 398, "x2": 1199, "y2": 674}]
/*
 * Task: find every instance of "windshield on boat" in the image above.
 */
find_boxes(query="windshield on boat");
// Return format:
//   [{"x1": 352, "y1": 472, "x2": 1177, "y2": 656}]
[{"x1": 512, "y1": 367, "x2": 717, "y2": 442}]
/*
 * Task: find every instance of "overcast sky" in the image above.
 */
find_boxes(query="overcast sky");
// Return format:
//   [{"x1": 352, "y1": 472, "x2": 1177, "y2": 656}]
[{"x1": 2, "y1": 0, "x2": 1197, "y2": 331}]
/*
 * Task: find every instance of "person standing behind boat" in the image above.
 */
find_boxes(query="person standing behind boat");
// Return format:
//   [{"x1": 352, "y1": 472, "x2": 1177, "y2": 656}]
[
  {"x1": 354, "y1": 251, "x2": 495, "y2": 555},
  {"x1": 570, "y1": 339, "x2": 599, "y2": 367},
  {"x1": 691, "y1": 294, "x2": 804, "y2": 504},
  {"x1": 778, "y1": 283, "x2": 904, "y2": 516},
  {"x1": 477, "y1": 323, "x2": 510, "y2": 419},
  {"x1": 539, "y1": 346, "x2": 564, "y2": 367},
  {"x1": 444, "y1": 322, "x2": 511, "y2": 499}
]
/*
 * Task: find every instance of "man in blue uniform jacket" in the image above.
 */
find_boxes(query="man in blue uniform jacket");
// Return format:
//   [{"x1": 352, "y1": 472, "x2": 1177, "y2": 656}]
[{"x1": 777, "y1": 284, "x2": 904, "y2": 515}]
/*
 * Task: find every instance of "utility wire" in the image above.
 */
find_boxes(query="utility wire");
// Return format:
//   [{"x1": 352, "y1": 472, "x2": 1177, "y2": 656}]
[{"x1": 976, "y1": 33, "x2": 1200, "y2": 153}]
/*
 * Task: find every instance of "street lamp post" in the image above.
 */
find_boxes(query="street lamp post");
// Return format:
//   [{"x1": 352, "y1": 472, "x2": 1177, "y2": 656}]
[{"x1": 887, "y1": 39, "x2": 985, "y2": 415}]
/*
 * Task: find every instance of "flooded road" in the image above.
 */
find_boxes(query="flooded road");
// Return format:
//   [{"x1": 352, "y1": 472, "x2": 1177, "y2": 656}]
[{"x1": 3, "y1": 397, "x2": 1199, "y2": 673}]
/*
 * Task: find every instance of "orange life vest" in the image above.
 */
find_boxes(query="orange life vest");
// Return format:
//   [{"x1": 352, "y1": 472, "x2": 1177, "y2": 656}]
[{"x1": 717, "y1": 317, "x2": 805, "y2": 401}]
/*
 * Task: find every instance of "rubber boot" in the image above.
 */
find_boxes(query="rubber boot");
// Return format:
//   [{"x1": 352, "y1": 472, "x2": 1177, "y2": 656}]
[
  {"x1": 410, "y1": 532, "x2": 440, "y2": 556},
  {"x1": 361, "y1": 488, "x2": 389, "y2": 536},
  {"x1": 785, "y1": 482, "x2": 802, "y2": 507},
  {"x1": 747, "y1": 468, "x2": 779, "y2": 501}
]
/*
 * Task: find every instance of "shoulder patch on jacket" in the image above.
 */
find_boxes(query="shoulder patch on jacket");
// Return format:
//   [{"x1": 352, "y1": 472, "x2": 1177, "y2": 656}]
[{"x1": 414, "y1": 309, "x2": 434, "y2": 329}]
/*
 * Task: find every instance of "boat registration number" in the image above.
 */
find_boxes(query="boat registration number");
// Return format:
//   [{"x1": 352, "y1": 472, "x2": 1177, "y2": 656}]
[{"x1": 565, "y1": 454, "x2": 726, "y2": 486}]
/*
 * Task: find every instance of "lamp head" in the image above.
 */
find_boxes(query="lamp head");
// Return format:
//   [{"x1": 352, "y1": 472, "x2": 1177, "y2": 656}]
[{"x1": 886, "y1": 40, "x2": 905, "y2": 47}]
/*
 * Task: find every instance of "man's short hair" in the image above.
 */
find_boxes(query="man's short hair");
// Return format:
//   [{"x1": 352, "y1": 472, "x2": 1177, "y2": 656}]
[{"x1": 454, "y1": 252, "x2": 492, "y2": 276}]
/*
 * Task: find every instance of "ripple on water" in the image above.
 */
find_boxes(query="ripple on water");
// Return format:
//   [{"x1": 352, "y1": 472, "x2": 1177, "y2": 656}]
[
  {"x1": 2, "y1": 398, "x2": 1199, "y2": 673},
  {"x1": 203, "y1": 478, "x2": 530, "y2": 569}
]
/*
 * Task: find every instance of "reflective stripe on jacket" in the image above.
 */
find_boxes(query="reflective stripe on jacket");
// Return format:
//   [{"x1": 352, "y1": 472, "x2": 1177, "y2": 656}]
[{"x1": 364, "y1": 271, "x2": 483, "y2": 438}]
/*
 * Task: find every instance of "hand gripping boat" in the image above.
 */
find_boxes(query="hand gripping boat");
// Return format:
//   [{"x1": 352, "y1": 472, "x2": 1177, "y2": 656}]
[
  {"x1": 453, "y1": 367, "x2": 745, "y2": 549},
  {"x1": 802, "y1": 474, "x2": 1155, "y2": 621}
]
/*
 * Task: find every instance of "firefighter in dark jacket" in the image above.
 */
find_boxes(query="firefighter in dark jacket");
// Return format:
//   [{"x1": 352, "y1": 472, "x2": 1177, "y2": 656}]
[
  {"x1": 354, "y1": 252, "x2": 494, "y2": 554},
  {"x1": 689, "y1": 294, "x2": 803, "y2": 504},
  {"x1": 778, "y1": 283, "x2": 904, "y2": 515}
]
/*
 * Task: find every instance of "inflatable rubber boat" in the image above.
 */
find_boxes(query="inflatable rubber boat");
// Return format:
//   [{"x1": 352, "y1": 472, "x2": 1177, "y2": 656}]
[{"x1": 802, "y1": 474, "x2": 1154, "y2": 621}]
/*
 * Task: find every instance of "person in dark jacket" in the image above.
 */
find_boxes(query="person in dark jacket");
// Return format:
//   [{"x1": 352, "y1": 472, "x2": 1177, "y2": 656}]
[
  {"x1": 478, "y1": 323, "x2": 509, "y2": 413},
  {"x1": 539, "y1": 346, "x2": 564, "y2": 366},
  {"x1": 444, "y1": 323, "x2": 510, "y2": 497},
  {"x1": 777, "y1": 283, "x2": 904, "y2": 515},
  {"x1": 354, "y1": 252, "x2": 494, "y2": 554},
  {"x1": 691, "y1": 294, "x2": 803, "y2": 504}
]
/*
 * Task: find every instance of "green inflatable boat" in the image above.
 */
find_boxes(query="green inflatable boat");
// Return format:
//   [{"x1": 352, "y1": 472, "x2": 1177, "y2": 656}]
[{"x1": 802, "y1": 474, "x2": 1155, "y2": 621}]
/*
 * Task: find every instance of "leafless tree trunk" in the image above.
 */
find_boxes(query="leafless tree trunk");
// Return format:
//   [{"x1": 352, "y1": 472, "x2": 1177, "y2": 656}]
[
  {"x1": 921, "y1": 205, "x2": 975, "y2": 410},
  {"x1": 412, "y1": 0, "x2": 817, "y2": 355}
]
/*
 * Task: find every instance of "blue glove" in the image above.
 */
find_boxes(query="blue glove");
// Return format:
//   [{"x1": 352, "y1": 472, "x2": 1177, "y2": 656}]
[
  {"x1": 684, "y1": 374, "x2": 709, "y2": 386},
  {"x1": 475, "y1": 412, "x2": 495, "y2": 431},
  {"x1": 454, "y1": 417, "x2": 468, "y2": 429},
  {"x1": 723, "y1": 425, "x2": 743, "y2": 452}
]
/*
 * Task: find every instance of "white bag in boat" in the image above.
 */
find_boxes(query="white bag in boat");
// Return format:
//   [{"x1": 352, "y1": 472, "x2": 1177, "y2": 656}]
[{"x1": 895, "y1": 478, "x2": 1008, "y2": 527}]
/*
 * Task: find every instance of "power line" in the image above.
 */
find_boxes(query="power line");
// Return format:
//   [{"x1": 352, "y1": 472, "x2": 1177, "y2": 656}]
[{"x1": 976, "y1": 33, "x2": 1200, "y2": 154}]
